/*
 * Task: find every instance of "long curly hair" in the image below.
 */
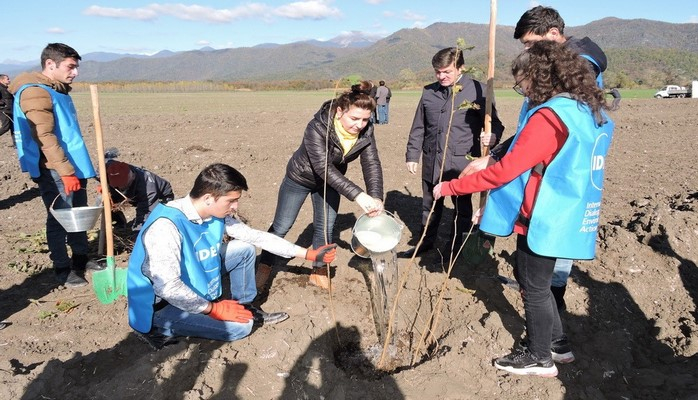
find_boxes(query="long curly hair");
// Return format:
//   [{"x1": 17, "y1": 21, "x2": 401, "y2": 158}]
[{"x1": 512, "y1": 40, "x2": 608, "y2": 125}]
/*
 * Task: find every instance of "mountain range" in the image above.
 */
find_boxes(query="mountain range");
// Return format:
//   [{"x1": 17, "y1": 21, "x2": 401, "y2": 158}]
[{"x1": 3, "y1": 18, "x2": 697, "y2": 88}]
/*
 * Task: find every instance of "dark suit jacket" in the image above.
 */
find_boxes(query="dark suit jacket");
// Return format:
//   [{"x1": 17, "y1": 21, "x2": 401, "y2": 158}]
[{"x1": 406, "y1": 75, "x2": 504, "y2": 183}]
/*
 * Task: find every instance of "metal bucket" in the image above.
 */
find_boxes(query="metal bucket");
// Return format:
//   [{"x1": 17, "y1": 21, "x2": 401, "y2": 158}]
[
  {"x1": 49, "y1": 194, "x2": 103, "y2": 233},
  {"x1": 351, "y1": 211, "x2": 403, "y2": 258}
]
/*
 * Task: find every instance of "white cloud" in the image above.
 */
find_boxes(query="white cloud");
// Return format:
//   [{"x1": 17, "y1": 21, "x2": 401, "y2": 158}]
[
  {"x1": 46, "y1": 27, "x2": 66, "y2": 34},
  {"x1": 401, "y1": 10, "x2": 426, "y2": 22},
  {"x1": 364, "y1": 0, "x2": 386, "y2": 4},
  {"x1": 197, "y1": 40, "x2": 211, "y2": 46},
  {"x1": 382, "y1": 9, "x2": 426, "y2": 22},
  {"x1": 83, "y1": 2, "x2": 340, "y2": 23},
  {"x1": 83, "y1": 5, "x2": 159, "y2": 21},
  {"x1": 148, "y1": 3, "x2": 269, "y2": 23},
  {"x1": 335, "y1": 30, "x2": 385, "y2": 41},
  {"x1": 688, "y1": 15, "x2": 698, "y2": 23},
  {"x1": 273, "y1": 0, "x2": 341, "y2": 20}
]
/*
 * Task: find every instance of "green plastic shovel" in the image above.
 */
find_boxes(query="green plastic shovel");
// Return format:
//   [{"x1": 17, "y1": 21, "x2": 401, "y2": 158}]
[{"x1": 90, "y1": 85, "x2": 127, "y2": 304}]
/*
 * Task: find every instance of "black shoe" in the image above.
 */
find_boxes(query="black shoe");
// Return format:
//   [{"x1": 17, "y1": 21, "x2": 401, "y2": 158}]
[
  {"x1": 494, "y1": 348, "x2": 558, "y2": 377},
  {"x1": 519, "y1": 336, "x2": 575, "y2": 364},
  {"x1": 244, "y1": 304, "x2": 289, "y2": 326},
  {"x1": 397, "y1": 244, "x2": 433, "y2": 258},
  {"x1": 64, "y1": 270, "x2": 88, "y2": 288},
  {"x1": 134, "y1": 330, "x2": 179, "y2": 351},
  {"x1": 55, "y1": 269, "x2": 70, "y2": 284}
]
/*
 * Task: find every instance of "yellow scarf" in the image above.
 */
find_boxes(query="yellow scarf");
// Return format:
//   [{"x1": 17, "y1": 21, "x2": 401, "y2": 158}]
[{"x1": 334, "y1": 115, "x2": 358, "y2": 156}]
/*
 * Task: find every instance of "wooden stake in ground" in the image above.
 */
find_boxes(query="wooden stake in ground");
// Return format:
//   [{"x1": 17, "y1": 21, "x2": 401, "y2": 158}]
[{"x1": 479, "y1": 0, "x2": 497, "y2": 210}]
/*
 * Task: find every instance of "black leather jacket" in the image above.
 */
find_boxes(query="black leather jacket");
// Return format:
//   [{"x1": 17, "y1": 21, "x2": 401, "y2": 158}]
[{"x1": 285, "y1": 100, "x2": 383, "y2": 201}]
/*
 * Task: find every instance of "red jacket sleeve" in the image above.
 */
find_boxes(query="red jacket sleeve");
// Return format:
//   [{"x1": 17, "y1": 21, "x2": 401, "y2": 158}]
[{"x1": 442, "y1": 108, "x2": 568, "y2": 196}]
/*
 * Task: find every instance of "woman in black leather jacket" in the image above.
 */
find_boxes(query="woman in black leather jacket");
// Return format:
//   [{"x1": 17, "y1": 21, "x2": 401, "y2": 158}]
[{"x1": 258, "y1": 81, "x2": 384, "y2": 289}]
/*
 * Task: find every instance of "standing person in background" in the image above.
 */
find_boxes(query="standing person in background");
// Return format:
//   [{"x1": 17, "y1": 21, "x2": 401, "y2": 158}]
[
  {"x1": 375, "y1": 80, "x2": 391, "y2": 124},
  {"x1": 608, "y1": 87, "x2": 621, "y2": 111},
  {"x1": 399, "y1": 47, "x2": 504, "y2": 260},
  {"x1": 0, "y1": 74, "x2": 14, "y2": 146},
  {"x1": 10, "y1": 43, "x2": 103, "y2": 288},
  {"x1": 462, "y1": 5, "x2": 609, "y2": 313},
  {"x1": 435, "y1": 41, "x2": 614, "y2": 377},
  {"x1": 257, "y1": 81, "x2": 384, "y2": 290},
  {"x1": 128, "y1": 163, "x2": 337, "y2": 349}
]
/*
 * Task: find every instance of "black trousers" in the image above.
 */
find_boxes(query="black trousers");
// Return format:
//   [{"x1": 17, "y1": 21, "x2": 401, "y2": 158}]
[{"x1": 420, "y1": 178, "x2": 472, "y2": 249}]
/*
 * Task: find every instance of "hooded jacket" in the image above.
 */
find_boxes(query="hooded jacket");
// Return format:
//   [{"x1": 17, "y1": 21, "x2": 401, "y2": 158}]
[{"x1": 284, "y1": 100, "x2": 384, "y2": 201}]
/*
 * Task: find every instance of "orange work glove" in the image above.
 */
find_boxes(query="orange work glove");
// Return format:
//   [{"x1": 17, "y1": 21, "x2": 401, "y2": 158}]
[
  {"x1": 61, "y1": 175, "x2": 81, "y2": 195},
  {"x1": 207, "y1": 300, "x2": 253, "y2": 323},
  {"x1": 305, "y1": 243, "x2": 337, "y2": 263}
]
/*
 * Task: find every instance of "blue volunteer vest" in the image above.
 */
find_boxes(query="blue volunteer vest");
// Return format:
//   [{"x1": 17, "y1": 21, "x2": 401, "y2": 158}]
[
  {"x1": 480, "y1": 95, "x2": 614, "y2": 259},
  {"x1": 127, "y1": 203, "x2": 226, "y2": 333},
  {"x1": 13, "y1": 84, "x2": 95, "y2": 178}
]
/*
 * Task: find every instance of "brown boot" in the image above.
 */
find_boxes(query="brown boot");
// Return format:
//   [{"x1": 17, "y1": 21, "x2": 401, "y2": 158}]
[
  {"x1": 309, "y1": 267, "x2": 331, "y2": 290},
  {"x1": 255, "y1": 263, "x2": 273, "y2": 291}
]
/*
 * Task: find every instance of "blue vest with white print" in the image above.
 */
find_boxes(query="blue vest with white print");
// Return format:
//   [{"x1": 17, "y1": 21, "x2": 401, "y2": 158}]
[
  {"x1": 127, "y1": 203, "x2": 225, "y2": 333},
  {"x1": 13, "y1": 84, "x2": 96, "y2": 178},
  {"x1": 480, "y1": 95, "x2": 614, "y2": 260}
]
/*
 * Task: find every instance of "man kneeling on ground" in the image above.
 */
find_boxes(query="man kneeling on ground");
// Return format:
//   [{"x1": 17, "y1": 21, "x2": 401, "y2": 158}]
[{"x1": 127, "y1": 163, "x2": 336, "y2": 349}]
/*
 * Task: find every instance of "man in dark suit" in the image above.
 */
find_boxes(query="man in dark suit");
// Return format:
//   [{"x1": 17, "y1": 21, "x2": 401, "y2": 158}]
[
  {"x1": 401, "y1": 47, "x2": 504, "y2": 259},
  {"x1": 0, "y1": 74, "x2": 14, "y2": 146}
]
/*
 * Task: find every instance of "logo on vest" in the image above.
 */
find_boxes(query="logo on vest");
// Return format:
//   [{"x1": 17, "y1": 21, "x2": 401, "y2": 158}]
[
  {"x1": 590, "y1": 132, "x2": 611, "y2": 191},
  {"x1": 197, "y1": 244, "x2": 220, "y2": 261},
  {"x1": 193, "y1": 232, "x2": 221, "y2": 262}
]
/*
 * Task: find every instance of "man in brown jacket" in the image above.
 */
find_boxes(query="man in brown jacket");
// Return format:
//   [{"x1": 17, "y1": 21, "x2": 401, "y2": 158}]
[{"x1": 10, "y1": 43, "x2": 102, "y2": 287}]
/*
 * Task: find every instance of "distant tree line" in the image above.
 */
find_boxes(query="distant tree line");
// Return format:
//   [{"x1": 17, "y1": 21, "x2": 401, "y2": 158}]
[{"x1": 70, "y1": 46, "x2": 698, "y2": 93}]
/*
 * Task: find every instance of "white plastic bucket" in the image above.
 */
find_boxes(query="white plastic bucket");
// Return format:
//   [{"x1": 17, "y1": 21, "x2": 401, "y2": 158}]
[
  {"x1": 351, "y1": 211, "x2": 403, "y2": 258},
  {"x1": 49, "y1": 194, "x2": 103, "y2": 233}
]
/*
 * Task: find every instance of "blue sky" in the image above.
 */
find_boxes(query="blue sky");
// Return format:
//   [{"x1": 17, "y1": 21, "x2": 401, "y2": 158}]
[{"x1": 3, "y1": 0, "x2": 697, "y2": 63}]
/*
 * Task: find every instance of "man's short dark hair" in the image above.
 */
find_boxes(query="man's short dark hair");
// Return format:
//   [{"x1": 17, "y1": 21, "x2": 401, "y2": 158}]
[
  {"x1": 41, "y1": 43, "x2": 82, "y2": 69},
  {"x1": 514, "y1": 6, "x2": 565, "y2": 39},
  {"x1": 432, "y1": 47, "x2": 464, "y2": 70},
  {"x1": 190, "y1": 163, "x2": 248, "y2": 199}
]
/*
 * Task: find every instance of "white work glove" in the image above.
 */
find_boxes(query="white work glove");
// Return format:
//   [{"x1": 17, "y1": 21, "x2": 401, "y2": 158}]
[{"x1": 355, "y1": 192, "x2": 383, "y2": 216}]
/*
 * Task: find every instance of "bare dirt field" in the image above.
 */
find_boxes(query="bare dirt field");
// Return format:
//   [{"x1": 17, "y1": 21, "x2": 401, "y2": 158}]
[{"x1": 1, "y1": 90, "x2": 697, "y2": 400}]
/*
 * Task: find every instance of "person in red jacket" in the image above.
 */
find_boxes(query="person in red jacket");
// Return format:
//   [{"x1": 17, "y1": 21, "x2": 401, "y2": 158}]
[{"x1": 434, "y1": 41, "x2": 613, "y2": 377}]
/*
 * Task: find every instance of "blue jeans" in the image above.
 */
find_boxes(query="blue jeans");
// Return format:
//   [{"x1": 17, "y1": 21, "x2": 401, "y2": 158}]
[
  {"x1": 513, "y1": 235, "x2": 564, "y2": 359},
  {"x1": 32, "y1": 168, "x2": 89, "y2": 272},
  {"x1": 377, "y1": 104, "x2": 389, "y2": 124},
  {"x1": 152, "y1": 240, "x2": 256, "y2": 341},
  {"x1": 259, "y1": 176, "x2": 339, "y2": 268},
  {"x1": 552, "y1": 258, "x2": 573, "y2": 287}
]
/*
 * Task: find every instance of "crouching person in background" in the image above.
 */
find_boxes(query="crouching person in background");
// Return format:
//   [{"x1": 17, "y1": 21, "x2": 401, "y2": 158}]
[
  {"x1": 105, "y1": 157, "x2": 174, "y2": 232},
  {"x1": 127, "y1": 163, "x2": 337, "y2": 349}
]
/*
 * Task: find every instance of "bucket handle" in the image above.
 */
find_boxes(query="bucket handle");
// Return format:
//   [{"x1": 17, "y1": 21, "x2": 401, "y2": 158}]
[
  {"x1": 352, "y1": 209, "x2": 405, "y2": 234},
  {"x1": 49, "y1": 194, "x2": 63, "y2": 212},
  {"x1": 385, "y1": 210, "x2": 404, "y2": 229},
  {"x1": 49, "y1": 188, "x2": 88, "y2": 212}
]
